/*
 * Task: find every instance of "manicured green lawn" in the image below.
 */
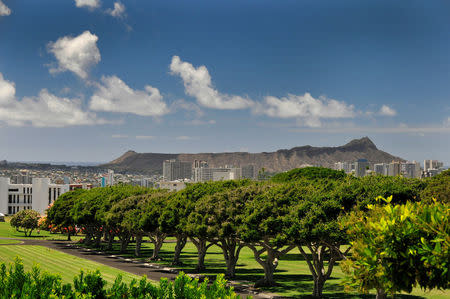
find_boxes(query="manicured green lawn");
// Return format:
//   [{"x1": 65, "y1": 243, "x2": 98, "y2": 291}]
[
  {"x1": 0, "y1": 245, "x2": 143, "y2": 286},
  {"x1": 0, "y1": 220, "x2": 82, "y2": 241},
  {"x1": 92, "y1": 240, "x2": 449, "y2": 298}
]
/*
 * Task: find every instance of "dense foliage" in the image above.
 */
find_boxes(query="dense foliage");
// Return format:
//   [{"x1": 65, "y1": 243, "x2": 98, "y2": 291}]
[
  {"x1": 421, "y1": 169, "x2": 450, "y2": 204},
  {"x1": 45, "y1": 167, "x2": 448, "y2": 298},
  {"x1": 271, "y1": 167, "x2": 346, "y2": 182},
  {"x1": 0, "y1": 259, "x2": 243, "y2": 298},
  {"x1": 10, "y1": 209, "x2": 40, "y2": 236},
  {"x1": 341, "y1": 197, "x2": 450, "y2": 299}
]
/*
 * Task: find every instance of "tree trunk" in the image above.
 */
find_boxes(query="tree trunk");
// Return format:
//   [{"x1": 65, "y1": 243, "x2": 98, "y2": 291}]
[
  {"x1": 190, "y1": 237, "x2": 212, "y2": 272},
  {"x1": 376, "y1": 288, "x2": 387, "y2": 299},
  {"x1": 107, "y1": 233, "x2": 114, "y2": 251},
  {"x1": 67, "y1": 231, "x2": 71, "y2": 241},
  {"x1": 119, "y1": 235, "x2": 130, "y2": 253},
  {"x1": 313, "y1": 277, "x2": 325, "y2": 298},
  {"x1": 172, "y1": 234, "x2": 187, "y2": 265},
  {"x1": 149, "y1": 231, "x2": 166, "y2": 260},
  {"x1": 135, "y1": 234, "x2": 143, "y2": 257},
  {"x1": 94, "y1": 231, "x2": 102, "y2": 247},
  {"x1": 84, "y1": 233, "x2": 92, "y2": 245},
  {"x1": 220, "y1": 239, "x2": 243, "y2": 279}
]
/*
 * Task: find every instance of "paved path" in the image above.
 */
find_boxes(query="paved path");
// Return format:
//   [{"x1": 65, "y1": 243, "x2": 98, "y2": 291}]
[{"x1": 0, "y1": 237, "x2": 282, "y2": 298}]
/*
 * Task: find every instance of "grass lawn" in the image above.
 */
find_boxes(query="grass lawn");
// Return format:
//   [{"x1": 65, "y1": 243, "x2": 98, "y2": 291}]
[
  {"x1": 89, "y1": 240, "x2": 449, "y2": 298},
  {"x1": 0, "y1": 219, "x2": 82, "y2": 241},
  {"x1": 0, "y1": 245, "x2": 143, "y2": 286}
]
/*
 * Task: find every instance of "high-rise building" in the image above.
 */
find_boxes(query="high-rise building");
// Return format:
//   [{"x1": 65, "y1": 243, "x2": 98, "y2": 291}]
[
  {"x1": 162, "y1": 160, "x2": 192, "y2": 181},
  {"x1": 354, "y1": 159, "x2": 369, "y2": 177},
  {"x1": 388, "y1": 161, "x2": 402, "y2": 176},
  {"x1": 423, "y1": 160, "x2": 444, "y2": 171},
  {"x1": 107, "y1": 169, "x2": 115, "y2": 186},
  {"x1": 334, "y1": 162, "x2": 352, "y2": 173},
  {"x1": 401, "y1": 161, "x2": 421, "y2": 178},
  {"x1": 374, "y1": 163, "x2": 389, "y2": 176}
]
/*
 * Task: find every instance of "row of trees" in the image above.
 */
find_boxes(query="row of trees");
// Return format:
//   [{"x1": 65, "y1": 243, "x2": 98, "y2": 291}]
[{"x1": 46, "y1": 168, "x2": 448, "y2": 298}]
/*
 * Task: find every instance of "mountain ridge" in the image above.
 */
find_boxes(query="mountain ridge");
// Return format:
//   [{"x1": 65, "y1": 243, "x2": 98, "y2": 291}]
[{"x1": 101, "y1": 137, "x2": 404, "y2": 174}]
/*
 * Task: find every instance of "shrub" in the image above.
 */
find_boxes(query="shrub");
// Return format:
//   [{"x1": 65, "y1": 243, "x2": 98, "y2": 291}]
[
  {"x1": 0, "y1": 259, "x2": 246, "y2": 298},
  {"x1": 341, "y1": 197, "x2": 450, "y2": 299}
]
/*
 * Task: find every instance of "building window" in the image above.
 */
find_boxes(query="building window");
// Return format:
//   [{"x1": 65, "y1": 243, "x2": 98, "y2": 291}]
[
  {"x1": 8, "y1": 195, "x2": 12, "y2": 203},
  {"x1": 8, "y1": 207, "x2": 12, "y2": 214},
  {"x1": 48, "y1": 188, "x2": 51, "y2": 205},
  {"x1": 8, "y1": 188, "x2": 18, "y2": 192}
]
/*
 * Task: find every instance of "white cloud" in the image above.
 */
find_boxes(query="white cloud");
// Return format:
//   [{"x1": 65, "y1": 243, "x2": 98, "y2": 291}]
[
  {"x1": 289, "y1": 125, "x2": 450, "y2": 134},
  {"x1": 254, "y1": 93, "x2": 355, "y2": 127},
  {"x1": 444, "y1": 117, "x2": 450, "y2": 127},
  {"x1": 47, "y1": 31, "x2": 101, "y2": 79},
  {"x1": 0, "y1": 72, "x2": 105, "y2": 127},
  {"x1": 89, "y1": 75, "x2": 169, "y2": 116},
  {"x1": 107, "y1": 2, "x2": 126, "y2": 18},
  {"x1": 379, "y1": 104, "x2": 397, "y2": 116},
  {"x1": 176, "y1": 136, "x2": 197, "y2": 140},
  {"x1": 186, "y1": 119, "x2": 216, "y2": 126},
  {"x1": 0, "y1": 0, "x2": 11, "y2": 16},
  {"x1": 170, "y1": 56, "x2": 253, "y2": 110},
  {"x1": 136, "y1": 135, "x2": 155, "y2": 140},
  {"x1": 112, "y1": 134, "x2": 128, "y2": 138},
  {"x1": 74, "y1": 0, "x2": 100, "y2": 9},
  {"x1": 0, "y1": 73, "x2": 15, "y2": 105}
]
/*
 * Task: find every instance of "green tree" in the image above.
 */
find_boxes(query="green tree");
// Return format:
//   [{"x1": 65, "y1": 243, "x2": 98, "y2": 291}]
[
  {"x1": 10, "y1": 209, "x2": 40, "y2": 236},
  {"x1": 341, "y1": 197, "x2": 450, "y2": 299},
  {"x1": 271, "y1": 167, "x2": 346, "y2": 183},
  {"x1": 47, "y1": 189, "x2": 85, "y2": 241},
  {"x1": 239, "y1": 183, "x2": 296, "y2": 286},
  {"x1": 421, "y1": 169, "x2": 450, "y2": 204}
]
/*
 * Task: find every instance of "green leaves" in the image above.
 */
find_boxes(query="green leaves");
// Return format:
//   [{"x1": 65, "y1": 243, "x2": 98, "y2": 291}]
[{"x1": 342, "y1": 199, "x2": 450, "y2": 296}]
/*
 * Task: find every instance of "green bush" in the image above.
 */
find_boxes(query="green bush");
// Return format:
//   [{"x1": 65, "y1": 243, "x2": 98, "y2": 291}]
[
  {"x1": 10, "y1": 209, "x2": 41, "y2": 236},
  {"x1": 0, "y1": 259, "x2": 246, "y2": 298}
]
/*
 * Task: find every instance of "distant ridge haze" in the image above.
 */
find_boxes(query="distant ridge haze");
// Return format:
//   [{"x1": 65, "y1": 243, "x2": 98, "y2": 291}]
[{"x1": 102, "y1": 137, "x2": 404, "y2": 174}]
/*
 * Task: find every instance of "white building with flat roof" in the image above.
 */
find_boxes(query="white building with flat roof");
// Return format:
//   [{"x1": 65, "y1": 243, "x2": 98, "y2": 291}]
[{"x1": 0, "y1": 177, "x2": 69, "y2": 215}]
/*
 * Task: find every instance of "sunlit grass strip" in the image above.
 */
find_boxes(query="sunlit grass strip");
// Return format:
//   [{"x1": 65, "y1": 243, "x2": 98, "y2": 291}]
[{"x1": 0, "y1": 245, "x2": 144, "y2": 286}]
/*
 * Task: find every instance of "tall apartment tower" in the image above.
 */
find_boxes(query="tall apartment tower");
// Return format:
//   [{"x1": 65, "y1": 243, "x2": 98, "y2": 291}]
[
  {"x1": 241, "y1": 165, "x2": 256, "y2": 179},
  {"x1": 354, "y1": 159, "x2": 369, "y2": 177},
  {"x1": 162, "y1": 160, "x2": 192, "y2": 181},
  {"x1": 423, "y1": 160, "x2": 443, "y2": 171},
  {"x1": 388, "y1": 161, "x2": 402, "y2": 176}
]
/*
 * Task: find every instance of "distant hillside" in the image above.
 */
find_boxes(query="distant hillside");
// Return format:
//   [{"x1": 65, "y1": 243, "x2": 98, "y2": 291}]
[{"x1": 101, "y1": 137, "x2": 404, "y2": 174}]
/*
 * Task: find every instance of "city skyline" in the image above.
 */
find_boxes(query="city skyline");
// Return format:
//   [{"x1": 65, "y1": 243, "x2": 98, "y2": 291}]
[{"x1": 1, "y1": 0, "x2": 449, "y2": 164}]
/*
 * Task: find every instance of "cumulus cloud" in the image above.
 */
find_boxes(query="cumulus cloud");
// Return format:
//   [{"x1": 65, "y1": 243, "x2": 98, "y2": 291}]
[
  {"x1": 170, "y1": 56, "x2": 253, "y2": 110},
  {"x1": 74, "y1": 0, "x2": 100, "y2": 9},
  {"x1": 0, "y1": 73, "x2": 105, "y2": 127},
  {"x1": 47, "y1": 31, "x2": 101, "y2": 79},
  {"x1": 107, "y1": 2, "x2": 126, "y2": 18},
  {"x1": 254, "y1": 93, "x2": 355, "y2": 127},
  {"x1": 176, "y1": 136, "x2": 198, "y2": 140},
  {"x1": 379, "y1": 104, "x2": 397, "y2": 116},
  {"x1": 0, "y1": 0, "x2": 11, "y2": 16},
  {"x1": 136, "y1": 135, "x2": 155, "y2": 140},
  {"x1": 89, "y1": 75, "x2": 169, "y2": 116}
]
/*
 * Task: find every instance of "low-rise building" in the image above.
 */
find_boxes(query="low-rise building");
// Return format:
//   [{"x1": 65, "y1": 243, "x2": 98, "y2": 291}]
[{"x1": 0, "y1": 177, "x2": 69, "y2": 215}]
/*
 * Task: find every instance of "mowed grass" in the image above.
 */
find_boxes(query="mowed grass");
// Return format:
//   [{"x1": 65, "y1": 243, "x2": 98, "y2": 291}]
[
  {"x1": 92, "y1": 240, "x2": 450, "y2": 298},
  {"x1": 0, "y1": 219, "x2": 82, "y2": 241},
  {"x1": 0, "y1": 245, "x2": 143, "y2": 286}
]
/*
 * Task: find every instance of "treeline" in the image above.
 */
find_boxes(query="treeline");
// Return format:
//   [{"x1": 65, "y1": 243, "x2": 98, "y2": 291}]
[
  {"x1": 46, "y1": 167, "x2": 449, "y2": 298},
  {"x1": 0, "y1": 259, "x2": 242, "y2": 298}
]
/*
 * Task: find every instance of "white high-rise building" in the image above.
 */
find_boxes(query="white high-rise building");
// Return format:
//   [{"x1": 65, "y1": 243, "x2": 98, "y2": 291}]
[
  {"x1": 401, "y1": 161, "x2": 421, "y2": 178},
  {"x1": 0, "y1": 177, "x2": 69, "y2": 215},
  {"x1": 107, "y1": 169, "x2": 115, "y2": 186},
  {"x1": 374, "y1": 163, "x2": 389, "y2": 176},
  {"x1": 423, "y1": 160, "x2": 444, "y2": 171},
  {"x1": 334, "y1": 162, "x2": 352, "y2": 173}
]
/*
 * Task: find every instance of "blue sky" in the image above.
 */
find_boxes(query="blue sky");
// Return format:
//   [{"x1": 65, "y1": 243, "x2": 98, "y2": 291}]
[{"x1": 0, "y1": 0, "x2": 449, "y2": 164}]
